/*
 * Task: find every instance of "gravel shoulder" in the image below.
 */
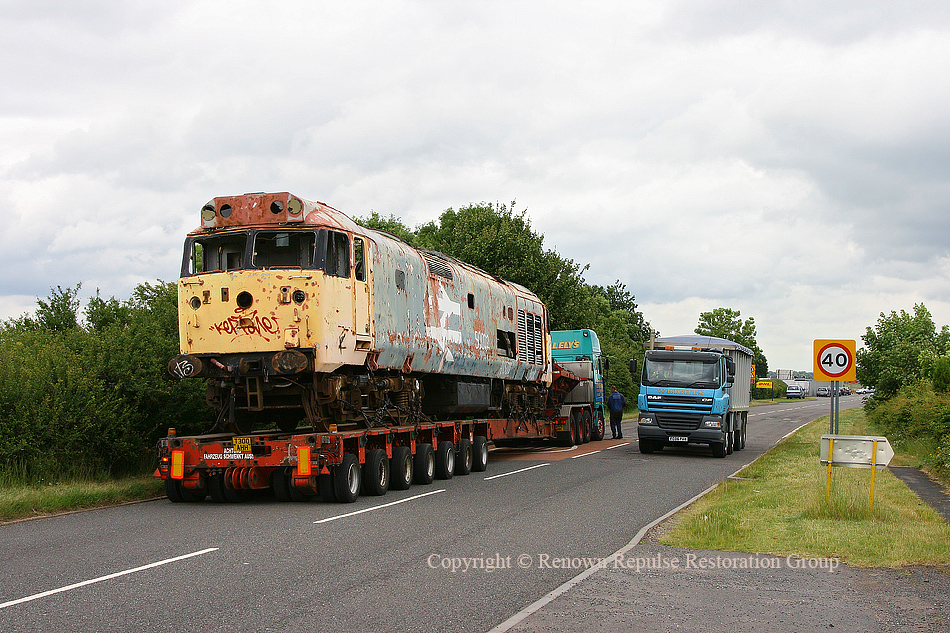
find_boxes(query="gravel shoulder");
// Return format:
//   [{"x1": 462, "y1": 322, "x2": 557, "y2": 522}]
[{"x1": 503, "y1": 525, "x2": 950, "y2": 633}]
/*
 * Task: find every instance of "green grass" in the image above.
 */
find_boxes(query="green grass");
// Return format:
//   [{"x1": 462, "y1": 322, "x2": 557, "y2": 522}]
[
  {"x1": 0, "y1": 475, "x2": 165, "y2": 523},
  {"x1": 660, "y1": 408, "x2": 950, "y2": 567}
]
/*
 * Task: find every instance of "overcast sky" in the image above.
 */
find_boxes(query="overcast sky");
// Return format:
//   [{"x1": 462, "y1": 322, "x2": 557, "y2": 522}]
[{"x1": 3, "y1": 0, "x2": 950, "y2": 372}]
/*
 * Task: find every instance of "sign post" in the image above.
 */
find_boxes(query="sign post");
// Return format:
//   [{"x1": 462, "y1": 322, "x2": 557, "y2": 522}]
[
  {"x1": 820, "y1": 435, "x2": 894, "y2": 510},
  {"x1": 813, "y1": 340, "x2": 857, "y2": 433}
]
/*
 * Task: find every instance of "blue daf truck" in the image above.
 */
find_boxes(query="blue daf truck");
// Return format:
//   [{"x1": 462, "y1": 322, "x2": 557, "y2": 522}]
[
  {"x1": 632, "y1": 335, "x2": 752, "y2": 458},
  {"x1": 550, "y1": 329, "x2": 608, "y2": 443}
]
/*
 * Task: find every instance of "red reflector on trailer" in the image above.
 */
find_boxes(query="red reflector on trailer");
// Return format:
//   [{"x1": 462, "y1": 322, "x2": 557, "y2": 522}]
[
  {"x1": 171, "y1": 450, "x2": 185, "y2": 479},
  {"x1": 298, "y1": 446, "x2": 311, "y2": 476}
]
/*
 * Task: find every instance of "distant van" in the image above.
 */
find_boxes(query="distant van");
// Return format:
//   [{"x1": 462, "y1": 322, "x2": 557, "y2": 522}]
[{"x1": 786, "y1": 384, "x2": 805, "y2": 399}]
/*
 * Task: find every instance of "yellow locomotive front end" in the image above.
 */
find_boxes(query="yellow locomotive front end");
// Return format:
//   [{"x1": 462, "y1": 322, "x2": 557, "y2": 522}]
[{"x1": 169, "y1": 193, "x2": 375, "y2": 434}]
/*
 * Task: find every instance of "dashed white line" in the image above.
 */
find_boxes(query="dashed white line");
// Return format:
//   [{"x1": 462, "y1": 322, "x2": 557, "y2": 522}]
[
  {"x1": 314, "y1": 489, "x2": 445, "y2": 524},
  {"x1": 484, "y1": 463, "x2": 551, "y2": 480},
  {"x1": 0, "y1": 548, "x2": 219, "y2": 610}
]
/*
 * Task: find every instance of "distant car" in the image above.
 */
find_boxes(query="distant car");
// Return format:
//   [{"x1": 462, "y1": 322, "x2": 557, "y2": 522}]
[
  {"x1": 840, "y1": 386, "x2": 852, "y2": 396},
  {"x1": 816, "y1": 387, "x2": 832, "y2": 397},
  {"x1": 785, "y1": 384, "x2": 805, "y2": 399}
]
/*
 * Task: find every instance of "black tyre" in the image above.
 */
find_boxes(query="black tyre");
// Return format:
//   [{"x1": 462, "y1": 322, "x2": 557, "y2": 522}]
[
  {"x1": 271, "y1": 467, "x2": 292, "y2": 502},
  {"x1": 561, "y1": 412, "x2": 578, "y2": 447},
  {"x1": 318, "y1": 473, "x2": 336, "y2": 502},
  {"x1": 590, "y1": 411, "x2": 606, "y2": 442},
  {"x1": 472, "y1": 436, "x2": 489, "y2": 472},
  {"x1": 726, "y1": 430, "x2": 734, "y2": 455},
  {"x1": 435, "y1": 441, "x2": 456, "y2": 480},
  {"x1": 580, "y1": 410, "x2": 592, "y2": 444},
  {"x1": 212, "y1": 472, "x2": 245, "y2": 502},
  {"x1": 413, "y1": 443, "x2": 435, "y2": 485},
  {"x1": 455, "y1": 439, "x2": 472, "y2": 476},
  {"x1": 361, "y1": 448, "x2": 389, "y2": 496},
  {"x1": 736, "y1": 419, "x2": 747, "y2": 450},
  {"x1": 333, "y1": 453, "x2": 361, "y2": 503},
  {"x1": 639, "y1": 439, "x2": 655, "y2": 454},
  {"x1": 390, "y1": 446, "x2": 413, "y2": 490},
  {"x1": 711, "y1": 440, "x2": 727, "y2": 458},
  {"x1": 164, "y1": 478, "x2": 184, "y2": 503}
]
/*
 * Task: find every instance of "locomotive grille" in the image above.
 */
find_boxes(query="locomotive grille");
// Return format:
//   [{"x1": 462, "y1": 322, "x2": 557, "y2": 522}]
[
  {"x1": 655, "y1": 412, "x2": 703, "y2": 431},
  {"x1": 422, "y1": 252, "x2": 453, "y2": 280},
  {"x1": 517, "y1": 310, "x2": 544, "y2": 366}
]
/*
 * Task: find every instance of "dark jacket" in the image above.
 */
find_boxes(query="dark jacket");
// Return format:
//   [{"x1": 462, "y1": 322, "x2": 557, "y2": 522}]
[{"x1": 607, "y1": 391, "x2": 626, "y2": 413}]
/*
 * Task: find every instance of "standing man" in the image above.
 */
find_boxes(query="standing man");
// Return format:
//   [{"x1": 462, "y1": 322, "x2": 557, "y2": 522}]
[{"x1": 607, "y1": 386, "x2": 626, "y2": 439}]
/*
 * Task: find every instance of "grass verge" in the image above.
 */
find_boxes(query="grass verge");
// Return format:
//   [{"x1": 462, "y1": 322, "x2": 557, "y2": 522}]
[
  {"x1": 0, "y1": 475, "x2": 165, "y2": 523},
  {"x1": 660, "y1": 408, "x2": 950, "y2": 567}
]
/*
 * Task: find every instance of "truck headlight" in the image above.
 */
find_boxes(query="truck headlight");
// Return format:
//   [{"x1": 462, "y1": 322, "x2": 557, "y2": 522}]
[
  {"x1": 638, "y1": 415, "x2": 656, "y2": 425},
  {"x1": 702, "y1": 416, "x2": 722, "y2": 428}
]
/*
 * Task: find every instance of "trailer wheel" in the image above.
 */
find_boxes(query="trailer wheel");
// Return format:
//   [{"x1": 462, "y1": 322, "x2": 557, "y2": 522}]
[
  {"x1": 455, "y1": 439, "x2": 472, "y2": 475},
  {"x1": 271, "y1": 468, "x2": 292, "y2": 502},
  {"x1": 472, "y1": 436, "x2": 489, "y2": 472},
  {"x1": 318, "y1": 474, "x2": 336, "y2": 502},
  {"x1": 209, "y1": 472, "x2": 243, "y2": 503},
  {"x1": 361, "y1": 449, "x2": 390, "y2": 496},
  {"x1": 413, "y1": 443, "x2": 435, "y2": 485},
  {"x1": 591, "y1": 411, "x2": 605, "y2": 442},
  {"x1": 164, "y1": 478, "x2": 184, "y2": 502},
  {"x1": 435, "y1": 441, "x2": 456, "y2": 480},
  {"x1": 334, "y1": 453, "x2": 361, "y2": 503},
  {"x1": 390, "y1": 446, "x2": 413, "y2": 490}
]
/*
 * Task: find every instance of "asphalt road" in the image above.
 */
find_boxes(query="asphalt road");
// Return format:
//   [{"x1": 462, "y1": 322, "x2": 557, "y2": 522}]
[{"x1": 0, "y1": 396, "x2": 863, "y2": 632}]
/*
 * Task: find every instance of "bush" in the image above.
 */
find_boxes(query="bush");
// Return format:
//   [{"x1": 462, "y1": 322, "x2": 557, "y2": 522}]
[
  {"x1": 865, "y1": 380, "x2": 950, "y2": 447},
  {"x1": 0, "y1": 282, "x2": 212, "y2": 484},
  {"x1": 934, "y1": 434, "x2": 950, "y2": 480}
]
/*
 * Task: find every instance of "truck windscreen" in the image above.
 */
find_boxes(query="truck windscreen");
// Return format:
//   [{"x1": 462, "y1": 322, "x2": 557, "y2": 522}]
[{"x1": 642, "y1": 357, "x2": 721, "y2": 388}]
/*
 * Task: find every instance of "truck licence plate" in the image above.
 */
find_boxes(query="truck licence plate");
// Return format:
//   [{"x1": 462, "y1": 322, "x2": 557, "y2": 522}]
[{"x1": 668, "y1": 436, "x2": 688, "y2": 442}]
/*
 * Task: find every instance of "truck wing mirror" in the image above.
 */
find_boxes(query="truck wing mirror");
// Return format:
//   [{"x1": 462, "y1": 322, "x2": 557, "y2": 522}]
[
  {"x1": 725, "y1": 358, "x2": 736, "y2": 377},
  {"x1": 629, "y1": 359, "x2": 637, "y2": 377},
  {"x1": 603, "y1": 357, "x2": 610, "y2": 379}
]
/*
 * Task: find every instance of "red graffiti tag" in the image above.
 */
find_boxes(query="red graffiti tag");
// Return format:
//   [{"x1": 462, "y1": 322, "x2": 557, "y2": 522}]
[{"x1": 211, "y1": 310, "x2": 280, "y2": 342}]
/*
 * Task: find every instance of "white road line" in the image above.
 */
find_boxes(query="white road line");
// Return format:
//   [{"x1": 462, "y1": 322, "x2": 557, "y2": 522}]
[
  {"x1": 314, "y1": 489, "x2": 445, "y2": 524},
  {"x1": 0, "y1": 548, "x2": 219, "y2": 610},
  {"x1": 572, "y1": 442, "x2": 632, "y2": 458},
  {"x1": 603, "y1": 442, "x2": 631, "y2": 450},
  {"x1": 483, "y1": 463, "x2": 551, "y2": 480}
]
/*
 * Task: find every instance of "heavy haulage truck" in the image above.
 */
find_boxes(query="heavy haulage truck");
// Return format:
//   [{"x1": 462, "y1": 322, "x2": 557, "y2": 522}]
[
  {"x1": 156, "y1": 192, "x2": 600, "y2": 503},
  {"x1": 633, "y1": 335, "x2": 753, "y2": 458},
  {"x1": 549, "y1": 329, "x2": 608, "y2": 442}
]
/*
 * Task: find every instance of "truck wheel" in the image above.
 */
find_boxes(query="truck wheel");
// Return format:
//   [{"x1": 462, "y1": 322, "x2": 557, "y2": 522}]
[
  {"x1": 390, "y1": 446, "x2": 413, "y2": 490},
  {"x1": 334, "y1": 453, "x2": 361, "y2": 503},
  {"x1": 711, "y1": 441, "x2": 727, "y2": 458},
  {"x1": 591, "y1": 412, "x2": 605, "y2": 442},
  {"x1": 435, "y1": 441, "x2": 456, "y2": 480},
  {"x1": 413, "y1": 443, "x2": 435, "y2": 484},
  {"x1": 472, "y1": 436, "x2": 489, "y2": 472},
  {"x1": 561, "y1": 413, "x2": 578, "y2": 447},
  {"x1": 735, "y1": 422, "x2": 746, "y2": 451},
  {"x1": 361, "y1": 448, "x2": 389, "y2": 496},
  {"x1": 726, "y1": 430, "x2": 734, "y2": 455},
  {"x1": 580, "y1": 411, "x2": 591, "y2": 444},
  {"x1": 639, "y1": 439, "x2": 655, "y2": 454},
  {"x1": 455, "y1": 438, "x2": 472, "y2": 475}
]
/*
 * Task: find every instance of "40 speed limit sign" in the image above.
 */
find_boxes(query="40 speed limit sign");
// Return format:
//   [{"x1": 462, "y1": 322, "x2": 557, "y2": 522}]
[{"x1": 813, "y1": 340, "x2": 857, "y2": 381}]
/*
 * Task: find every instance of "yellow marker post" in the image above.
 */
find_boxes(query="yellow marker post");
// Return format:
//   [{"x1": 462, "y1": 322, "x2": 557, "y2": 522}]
[{"x1": 869, "y1": 440, "x2": 878, "y2": 511}]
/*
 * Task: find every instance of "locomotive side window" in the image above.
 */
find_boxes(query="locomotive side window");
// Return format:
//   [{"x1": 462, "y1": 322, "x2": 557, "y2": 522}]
[
  {"x1": 497, "y1": 329, "x2": 516, "y2": 358},
  {"x1": 324, "y1": 231, "x2": 350, "y2": 278},
  {"x1": 252, "y1": 231, "x2": 315, "y2": 269},
  {"x1": 354, "y1": 237, "x2": 365, "y2": 281}
]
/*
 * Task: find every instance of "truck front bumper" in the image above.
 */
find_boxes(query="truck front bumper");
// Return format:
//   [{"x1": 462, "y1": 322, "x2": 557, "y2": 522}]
[{"x1": 637, "y1": 412, "x2": 726, "y2": 446}]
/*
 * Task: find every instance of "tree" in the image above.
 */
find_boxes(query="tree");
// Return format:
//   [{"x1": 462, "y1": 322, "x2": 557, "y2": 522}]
[
  {"x1": 695, "y1": 307, "x2": 768, "y2": 377},
  {"x1": 857, "y1": 303, "x2": 950, "y2": 397}
]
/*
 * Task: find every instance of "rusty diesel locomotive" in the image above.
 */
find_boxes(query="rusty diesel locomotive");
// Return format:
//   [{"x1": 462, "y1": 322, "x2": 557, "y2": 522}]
[{"x1": 169, "y1": 192, "x2": 553, "y2": 436}]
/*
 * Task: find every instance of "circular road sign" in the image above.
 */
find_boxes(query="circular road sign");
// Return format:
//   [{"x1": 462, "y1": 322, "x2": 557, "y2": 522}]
[{"x1": 814, "y1": 340, "x2": 856, "y2": 381}]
